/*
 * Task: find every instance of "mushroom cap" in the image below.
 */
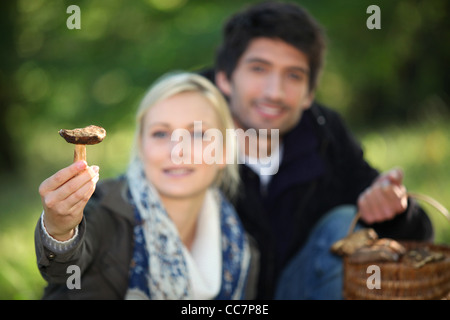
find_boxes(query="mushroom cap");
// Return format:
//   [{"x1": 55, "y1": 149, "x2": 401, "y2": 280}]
[{"x1": 59, "y1": 125, "x2": 106, "y2": 145}]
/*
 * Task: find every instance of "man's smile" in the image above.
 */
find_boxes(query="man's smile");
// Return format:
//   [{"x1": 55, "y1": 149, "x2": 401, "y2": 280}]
[{"x1": 253, "y1": 101, "x2": 287, "y2": 119}]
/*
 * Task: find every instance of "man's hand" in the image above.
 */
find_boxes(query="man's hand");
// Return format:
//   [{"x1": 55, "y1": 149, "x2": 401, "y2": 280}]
[
  {"x1": 39, "y1": 160, "x2": 99, "y2": 241},
  {"x1": 357, "y1": 168, "x2": 408, "y2": 224}
]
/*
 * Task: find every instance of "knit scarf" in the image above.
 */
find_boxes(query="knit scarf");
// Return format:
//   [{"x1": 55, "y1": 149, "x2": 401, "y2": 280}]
[{"x1": 125, "y1": 157, "x2": 250, "y2": 299}]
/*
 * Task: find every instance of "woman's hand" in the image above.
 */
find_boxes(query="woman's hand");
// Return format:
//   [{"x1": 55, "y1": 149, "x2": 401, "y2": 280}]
[{"x1": 39, "y1": 160, "x2": 99, "y2": 241}]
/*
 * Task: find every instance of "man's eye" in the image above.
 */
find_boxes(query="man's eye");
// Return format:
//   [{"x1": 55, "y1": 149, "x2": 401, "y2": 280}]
[
  {"x1": 250, "y1": 65, "x2": 266, "y2": 73},
  {"x1": 288, "y1": 73, "x2": 302, "y2": 81}
]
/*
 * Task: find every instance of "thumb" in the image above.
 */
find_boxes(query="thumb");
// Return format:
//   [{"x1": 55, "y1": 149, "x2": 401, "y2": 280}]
[
  {"x1": 386, "y1": 167, "x2": 404, "y2": 185},
  {"x1": 375, "y1": 167, "x2": 404, "y2": 188}
]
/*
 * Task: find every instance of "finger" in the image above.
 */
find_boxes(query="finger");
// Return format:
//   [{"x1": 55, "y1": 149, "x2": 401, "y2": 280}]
[
  {"x1": 60, "y1": 165, "x2": 99, "y2": 201},
  {"x1": 365, "y1": 187, "x2": 390, "y2": 222},
  {"x1": 358, "y1": 189, "x2": 380, "y2": 224},
  {"x1": 377, "y1": 182, "x2": 408, "y2": 213},
  {"x1": 359, "y1": 186, "x2": 394, "y2": 224},
  {"x1": 49, "y1": 172, "x2": 99, "y2": 216},
  {"x1": 39, "y1": 161, "x2": 88, "y2": 195},
  {"x1": 68, "y1": 175, "x2": 99, "y2": 216},
  {"x1": 374, "y1": 182, "x2": 406, "y2": 219},
  {"x1": 385, "y1": 167, "x2": 404, "y2": 186},
  {"x1": 67, "y1": 172, "x2": 99, "y2": 213},
  {"x1": 358, "y1": 194, "x2": 372, "y2": 224},
  {"x1": 42, "y1": 166, "x2": 99, "y2": 212},
  {"x1": 373, "y1": 167, "x2": 404, "y2": 188},
  {"x1": 51, "y1": 165, "x2": 100, "y2": 204},
  {"x1": 389, "y1": 184, "x2": 408, "y2": 213}
]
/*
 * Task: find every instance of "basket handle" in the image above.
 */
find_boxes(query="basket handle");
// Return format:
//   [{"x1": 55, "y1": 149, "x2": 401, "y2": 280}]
[{"x1": 347, "y1": 192, "x2": 450, "y2": 236}]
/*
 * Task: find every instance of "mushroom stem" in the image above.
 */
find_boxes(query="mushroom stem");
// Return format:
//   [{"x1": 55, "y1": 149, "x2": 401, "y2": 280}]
[{"x1": 74, "y1": 144, "x2": 86, "y2": 162}]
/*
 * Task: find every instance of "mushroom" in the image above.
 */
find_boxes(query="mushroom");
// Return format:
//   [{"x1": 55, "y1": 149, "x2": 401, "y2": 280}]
[
  {"x1": 59, "y1": 125, "x2": 106, "y2": 162},
  {"x1": 330, "y1": 228, "x2": 379, "y2": 256},
  {"x1": 347, "y1": 238, "x2": 406, "y2": 263}
]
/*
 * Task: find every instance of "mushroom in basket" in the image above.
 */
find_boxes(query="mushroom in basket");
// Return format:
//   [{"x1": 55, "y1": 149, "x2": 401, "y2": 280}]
[{"x1": 330, "y1": 228, "x2": 406, "y2": 263}]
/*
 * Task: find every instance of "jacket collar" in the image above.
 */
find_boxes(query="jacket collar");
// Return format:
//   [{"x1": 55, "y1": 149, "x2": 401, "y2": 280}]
[{"x1": 277, "y1": 106, "x2": 325, "y2": 179}]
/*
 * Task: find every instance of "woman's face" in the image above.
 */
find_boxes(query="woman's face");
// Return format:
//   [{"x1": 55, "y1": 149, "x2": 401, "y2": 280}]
[{"x1": 140, "y1": 91, "x2": 225, "y2": 202}]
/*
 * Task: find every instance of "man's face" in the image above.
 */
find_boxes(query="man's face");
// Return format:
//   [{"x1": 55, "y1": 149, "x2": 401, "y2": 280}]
[{"x1": 217, "y1": 37, "x2": 314, "y2": 136}]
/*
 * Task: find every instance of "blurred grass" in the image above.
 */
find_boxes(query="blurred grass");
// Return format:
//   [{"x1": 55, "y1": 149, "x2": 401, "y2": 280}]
[{"x1": 0, "y1": 117, "x2": 449, "y2": 300}]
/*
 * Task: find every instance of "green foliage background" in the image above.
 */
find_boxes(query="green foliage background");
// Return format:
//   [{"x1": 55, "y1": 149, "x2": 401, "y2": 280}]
[{"x1": 0, "y1": 0, "x2": 448, "y2": 299}]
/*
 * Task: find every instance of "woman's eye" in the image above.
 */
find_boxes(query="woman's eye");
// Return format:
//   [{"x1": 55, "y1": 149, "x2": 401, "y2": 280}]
[
  {"x1": 152, "y1": 131, "x2": 168, "y2": 138},
  {"x1": 192, "y1": 131, "x2": 204, "y2": 139}
]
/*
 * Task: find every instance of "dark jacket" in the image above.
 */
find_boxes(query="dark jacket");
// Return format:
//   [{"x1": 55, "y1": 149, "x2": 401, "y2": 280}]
[
  {"x1": 233, "y1": 102, "x2": 433, "y2": 299},
  {"x1": 35, "y1": 178, "x2": 259, "y2": 299}
]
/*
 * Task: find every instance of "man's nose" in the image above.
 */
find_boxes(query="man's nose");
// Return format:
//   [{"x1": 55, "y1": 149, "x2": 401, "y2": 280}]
[{"x1": 264, "y1": 73, "x2": 285, "y2": 101}]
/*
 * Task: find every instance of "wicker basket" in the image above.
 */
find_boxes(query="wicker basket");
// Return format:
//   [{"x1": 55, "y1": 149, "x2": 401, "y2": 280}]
[{"x1": 343, "y1": 192, "x2": 450, "y2": 300}]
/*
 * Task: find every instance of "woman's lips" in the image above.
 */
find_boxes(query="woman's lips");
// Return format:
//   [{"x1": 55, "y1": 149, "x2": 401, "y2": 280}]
[{"x1": 163, "y1": 167, "x2": 194, "y2": 176}]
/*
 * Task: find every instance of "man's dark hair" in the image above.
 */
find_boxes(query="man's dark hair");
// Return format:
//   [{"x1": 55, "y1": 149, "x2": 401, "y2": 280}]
[{"x1": 215, "y1": 1, "x2": 326, "y2": 92}]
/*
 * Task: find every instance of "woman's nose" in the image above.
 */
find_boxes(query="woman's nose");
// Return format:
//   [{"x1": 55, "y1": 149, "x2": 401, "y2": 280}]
[{"x1": 169, "y1": 129, "x2": 192, "y2": 164}]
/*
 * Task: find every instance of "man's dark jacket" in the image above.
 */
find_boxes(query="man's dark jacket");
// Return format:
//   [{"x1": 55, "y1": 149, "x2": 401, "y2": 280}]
[{"x1": 233, "y1": 102, "x2": 433, "y2": 299}]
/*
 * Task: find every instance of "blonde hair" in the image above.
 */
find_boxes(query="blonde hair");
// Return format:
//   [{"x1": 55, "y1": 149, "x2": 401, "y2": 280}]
[{"x1": 130, "y1": 71, "x2": 240, "y2": 198}]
